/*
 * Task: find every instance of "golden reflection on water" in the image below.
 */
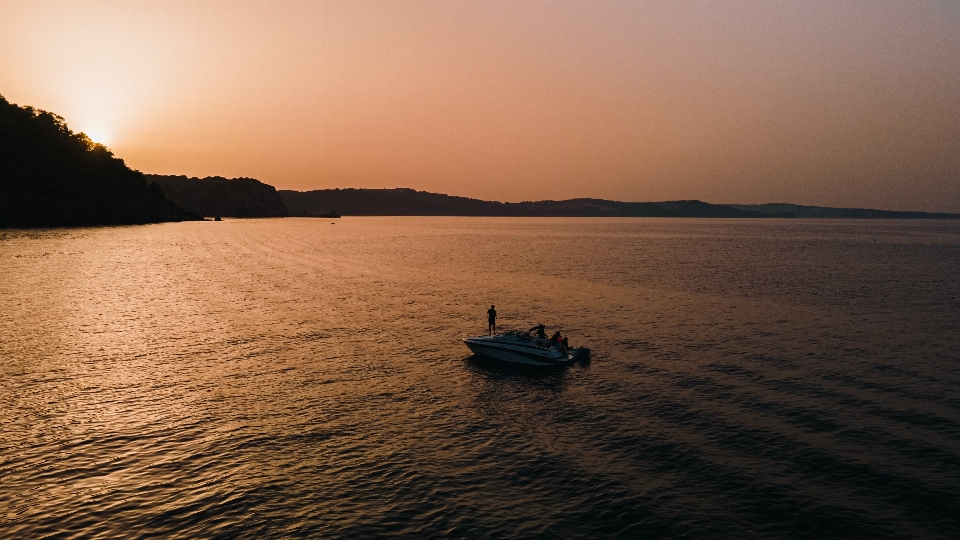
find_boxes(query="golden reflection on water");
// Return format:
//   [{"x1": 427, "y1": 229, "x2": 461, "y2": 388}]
[{"x1": 1, "y1": 218, "x2": 959, "y2": 538}]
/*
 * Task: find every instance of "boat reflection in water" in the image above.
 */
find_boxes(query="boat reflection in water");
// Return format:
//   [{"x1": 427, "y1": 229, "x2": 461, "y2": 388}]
[{"x1": 463, "y1": 330, "x2": 590, "y2": 367}]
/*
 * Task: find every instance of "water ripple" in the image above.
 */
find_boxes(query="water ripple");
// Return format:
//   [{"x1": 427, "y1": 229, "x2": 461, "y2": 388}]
[{"x1": 1, "y1": 218, "x2": 958, "y2": 538}]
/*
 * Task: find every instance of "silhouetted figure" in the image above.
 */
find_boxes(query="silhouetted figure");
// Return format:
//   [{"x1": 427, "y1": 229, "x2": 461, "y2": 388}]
[
  {"x1": 487, "y1": 305, "x2": 497, "y2": 334},
  {"x1": 529, "y1": 324, "x2": 546, "y2": 339},
  {"x1": 550, "y1": 331, "x2": 562, "y2": 346}
]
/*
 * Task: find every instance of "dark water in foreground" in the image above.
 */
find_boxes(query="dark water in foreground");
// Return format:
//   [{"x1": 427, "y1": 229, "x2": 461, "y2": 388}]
[{"x1": 1, "y1": 217, "x2": 959, "y2": 539}]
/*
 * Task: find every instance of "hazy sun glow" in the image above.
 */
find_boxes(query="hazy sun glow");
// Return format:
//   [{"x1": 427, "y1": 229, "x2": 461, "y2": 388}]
[
  {"x1": 1, "y1": 0, "x2": 959, "y2": 211},
  {"x1": 83, "y1": 128, "x2": 110, "y2": 146}
]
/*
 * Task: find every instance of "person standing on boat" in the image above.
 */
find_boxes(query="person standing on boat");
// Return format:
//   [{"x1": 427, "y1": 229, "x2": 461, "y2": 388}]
[
  {"x1": 487, "y1": 305, "x2": 497, "y2": 335},
  {"x1": 529, "y1": 324, "x2": 546, "y2": 339}
]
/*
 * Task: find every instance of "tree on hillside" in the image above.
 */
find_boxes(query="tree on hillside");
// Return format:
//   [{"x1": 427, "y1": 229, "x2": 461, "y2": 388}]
[{"x1": 0, "y1": 95, "x2": 198, "y2": 226}]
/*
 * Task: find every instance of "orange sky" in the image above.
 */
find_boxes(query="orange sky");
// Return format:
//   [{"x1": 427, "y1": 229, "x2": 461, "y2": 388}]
[{"x1": 2, "y1": 1, "x2": 959, "y2": 211}]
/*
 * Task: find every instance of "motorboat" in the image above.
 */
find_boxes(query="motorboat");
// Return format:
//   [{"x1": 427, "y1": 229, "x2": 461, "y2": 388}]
[{"x1": 463, "y1": 330, "x2": 590, "y2": 367}]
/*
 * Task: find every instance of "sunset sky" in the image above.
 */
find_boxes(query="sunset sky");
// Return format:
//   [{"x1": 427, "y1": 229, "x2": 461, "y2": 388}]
[{"x1": 2, "y1": 1, "x2": 959, "y2": 211}]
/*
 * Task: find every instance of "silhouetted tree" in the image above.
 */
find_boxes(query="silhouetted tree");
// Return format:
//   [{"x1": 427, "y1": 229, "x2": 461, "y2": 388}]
[{"x1": 0, "y1": 94, "x2": 200, "y2": 226}]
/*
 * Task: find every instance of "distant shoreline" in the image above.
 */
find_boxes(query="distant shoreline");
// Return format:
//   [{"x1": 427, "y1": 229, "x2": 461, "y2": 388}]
[
  {"x1": 4, "y1": 96, "x2": 958, "y2": 229},
  {"x1": 148, "y1": 178, "x2": 960, "y2": 220},
  {"x1": 274, "y1": 187, "x2": 960, "y2": 220}
]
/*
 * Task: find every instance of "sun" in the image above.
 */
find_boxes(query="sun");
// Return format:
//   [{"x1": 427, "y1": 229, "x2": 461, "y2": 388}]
[{"x1": 84, "y1": 128, "x2": 111, "y2": 146}]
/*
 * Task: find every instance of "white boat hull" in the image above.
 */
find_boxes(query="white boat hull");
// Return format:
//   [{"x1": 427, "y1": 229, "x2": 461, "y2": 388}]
[{"x1": 463, "y1": 335, "x2": 573, "y2": 367}]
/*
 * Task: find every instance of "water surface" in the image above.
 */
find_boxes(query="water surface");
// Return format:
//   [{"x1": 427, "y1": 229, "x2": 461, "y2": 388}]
[{"x1": 2, "y1": 217, "x2": 958, "y2": 538}]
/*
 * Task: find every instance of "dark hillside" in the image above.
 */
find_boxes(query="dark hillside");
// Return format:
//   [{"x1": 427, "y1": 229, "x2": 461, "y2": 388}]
[
  {"x1": 148, "y1": 175, "x2": 288, "y2": 217},
  {"x1": 0, "y1": 95, "x2": 200, "y2": 227},
  {"x1": 279, "y1": 188, "x2": 777, "y2": 217},
  {"x1": 280, "y1": 188, "x2": 499, "y2": 216},
  {"x1": 724, "y1": 203, "x2": 960, "y2": 219},
  {"x1": 507, "y1": 198, "x2": 780, "y2": 217}
]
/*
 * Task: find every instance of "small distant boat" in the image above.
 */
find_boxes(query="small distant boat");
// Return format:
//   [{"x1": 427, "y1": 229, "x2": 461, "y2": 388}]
[
  {"x1": 464, "y1": 330, "x2": 590, "y2": 367},
  {"x1": 214, "y1": 216, "x2": 222, "y2": 221}
]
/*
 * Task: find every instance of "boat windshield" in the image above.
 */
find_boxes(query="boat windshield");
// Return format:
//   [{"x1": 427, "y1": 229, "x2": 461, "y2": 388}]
[{"x1": 496, "y1": 330, "x2": 529, "y2": 340}]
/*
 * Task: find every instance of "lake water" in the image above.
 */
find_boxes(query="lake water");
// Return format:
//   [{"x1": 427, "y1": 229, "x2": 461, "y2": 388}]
[{"x1": 1, "y1": 217, "x2": 959, "y2": 539}]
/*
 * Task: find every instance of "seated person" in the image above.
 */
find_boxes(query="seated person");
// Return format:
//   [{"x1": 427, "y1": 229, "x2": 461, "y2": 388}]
[{"x1": 550, "y1": 331, "x2": 562, "y2": 346}]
